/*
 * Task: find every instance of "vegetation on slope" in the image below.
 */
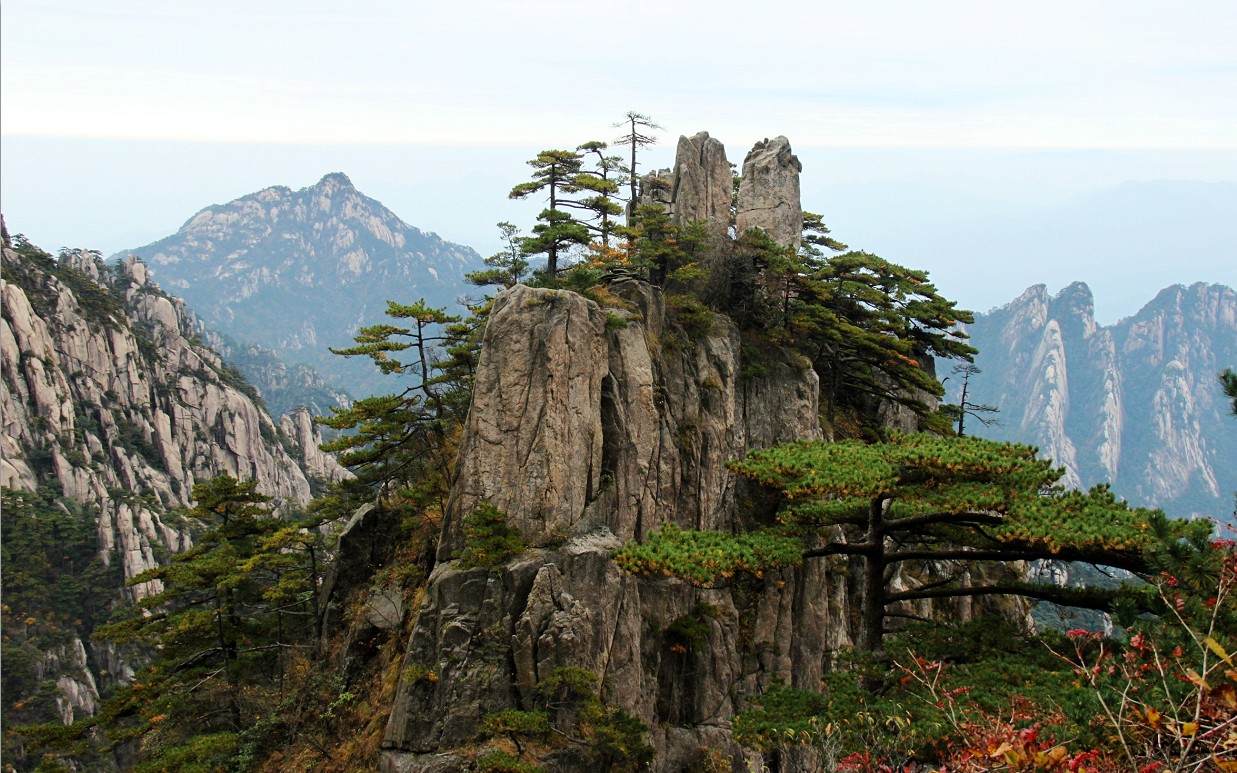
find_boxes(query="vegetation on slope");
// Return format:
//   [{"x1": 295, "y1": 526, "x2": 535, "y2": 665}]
[{"x1": 9, "y1": 114, "x2": 1236, "y2": 772}]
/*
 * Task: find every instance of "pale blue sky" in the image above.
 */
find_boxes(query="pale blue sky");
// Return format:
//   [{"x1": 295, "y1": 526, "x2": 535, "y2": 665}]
[
  {"x1": 5, "y1": 0, "x2": 1236, "y2": 148},
  {"x1": 3, "y1": 0, "x2": 1235, "y2": 321}
]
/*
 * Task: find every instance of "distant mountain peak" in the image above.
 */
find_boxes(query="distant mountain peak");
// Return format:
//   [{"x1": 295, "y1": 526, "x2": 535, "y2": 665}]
[
  {"x1": 1050, "y1": 282, "x2": 1096, "y2": 337},
  {"x1": 1015, "y1": 284, "x2": 1050, "y2": 304},
  {"x1": 117, "y1": 176, "x2": 483, "y2": 397},
  {"x1": 316, "y1": 171, "x2": 355, "y2": 190}
]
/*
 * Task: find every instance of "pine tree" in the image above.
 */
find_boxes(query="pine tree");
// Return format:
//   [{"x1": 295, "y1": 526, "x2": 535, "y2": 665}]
[
  {"x1": 87, "y1": 475, "x2": 319, "y2": 770},
  {"x1": 574, "y1": 141, "x2": 625, "y2": 246},
  {"x1": 946, "y1": 363, "x2": 999, "y2": 436},
  {"x1": 612, "y1": 111, "x2": 662, "y2": 218},
  {"x1": 318, "y1": 300, "x2": 467, "y2": 510},
  {"x1": 798, "y1": 250, "x2": 976, "y2": 425},
  {"x1": 466, "y1": 222, "x2": 528, "y2": 289},
  {"x1": 616, "y1": 433, "x2": 1203, "y2": 655},
  {"x1": 509, "y1": 150, "x2": 589, "y2": 276}
]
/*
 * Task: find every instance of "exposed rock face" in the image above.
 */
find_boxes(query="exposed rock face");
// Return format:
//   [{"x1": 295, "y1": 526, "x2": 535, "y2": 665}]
[
  {"x1": 670, "y1": 132, "x2": 733, "y2": 238},
  {"x1": 384, "y1": 282, "x2": 854, "y2": 770},
  {"x1": 736, "y1": 136, "x2": 803, "y2": 252},
  {"x1": 279, "y1": 406, "x2": 352, "y2": 489},
  {"x1": 1, "y1": 249, "x2": 331, "y2": 517},
  {"x1": 636, "y1": 168, "x2": 674, "y2": 213},
  {"x1": 116, "y1": 172, "x2": 483, "y2": 397},
  {"x1": 955, "y1": 281, "x2": 1237, "y2": 522},
  {"x1": 1, "y1": 242, "x2": 346, "y2": 736},
  {"x1": 437, "y1": 283, "x2": 822, "y2": 555}
]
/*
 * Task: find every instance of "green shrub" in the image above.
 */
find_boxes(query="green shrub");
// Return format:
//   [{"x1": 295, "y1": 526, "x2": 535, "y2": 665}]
[
  {"x1": 603, "y1": 312, "x2": 629, "y2": 331},
  {"x1": 476, "y1": 750, "x2": 544, "y2": 773},
  {"x1": 666, "y1": 293, "x2": 713, "y2": 338},
  {"x1": 458, "y1": 502, "x2": 526, "y2": 569}
]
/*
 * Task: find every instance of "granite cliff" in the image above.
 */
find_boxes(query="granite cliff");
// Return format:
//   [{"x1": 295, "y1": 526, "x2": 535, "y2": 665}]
[
  {"x1": 955, "y1": 281, "x2": 1236, "y2": 523},
  {"x1": 0, "y1": 235, "x2": 346, "y2": 754},
  {"x1": 381, "y1": 277, "x2": 843, "y2": 772},
  {"x1": 374, "y1": 134, "x2": 988, "y2": 772}
]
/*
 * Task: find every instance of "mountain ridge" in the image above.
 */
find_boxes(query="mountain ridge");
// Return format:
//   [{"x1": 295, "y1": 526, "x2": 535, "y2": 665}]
[
  {"x1": 1, "y1": 235, "x2": 347, "y2": 752},
  {"x1": 953, "y1": 279, "x2": 1236, "y2": 523},
  {"x1": 116, "y1": 172, "x2": 484, "y2": 397}
]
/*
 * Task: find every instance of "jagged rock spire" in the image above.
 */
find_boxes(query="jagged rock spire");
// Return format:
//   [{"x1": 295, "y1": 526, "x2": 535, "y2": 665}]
[
  {"x1": 670, "y1": 131, "x2": 732, "y2": 238},
  {"x1": 736, "y1": 136, "x2": 803, "y2": 252}
]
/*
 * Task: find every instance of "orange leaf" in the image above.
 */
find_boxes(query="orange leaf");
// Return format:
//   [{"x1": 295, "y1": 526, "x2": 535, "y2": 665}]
[{"x1": 1213, "y1": 683, "x2": 1237, "y2": 710}]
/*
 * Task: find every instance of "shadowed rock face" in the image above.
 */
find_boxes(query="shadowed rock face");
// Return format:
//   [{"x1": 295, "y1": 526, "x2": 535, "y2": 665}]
[
  {"x1": 383, "y1": 282, "x2": 849, "y2": 770},
  {"x1": 736, "y1": 136, "x2": 803, "y2": 252}
]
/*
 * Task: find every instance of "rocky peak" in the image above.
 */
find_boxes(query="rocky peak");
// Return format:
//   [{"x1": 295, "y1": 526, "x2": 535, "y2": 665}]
[
  {"x1": 1049, "y1": 281, "x2": 1098, "y2": 340},
  {"x1": 956, "y1": 281, "x2": 1236, "y2": 522},
  {"x1": 117, "y1": 174, "x2": 483, "y2": 397},
  {"x1": 670, "y1": 131, "x2": 733, "y2": 238},
  {"x1": 316, "y1": 171, "x2": 356, "y2": 191},
  {"x1": 658, "y1": 132, "x2": 805, "y2": 254},
  {"x1": 736, "y1": 135, "x2": 803, "y2": 251}
]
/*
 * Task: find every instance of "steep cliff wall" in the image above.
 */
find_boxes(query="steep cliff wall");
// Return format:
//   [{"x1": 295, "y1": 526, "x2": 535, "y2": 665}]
[
  {"x1": 958, "y1": 281, "x2": 1236, "y2": 521},
  {"x1": 1, "y1": 241, "x2": 345, "y2": 742},
  {"x1": 381, "y1": 281, "x2": 855, "y2": 771}
]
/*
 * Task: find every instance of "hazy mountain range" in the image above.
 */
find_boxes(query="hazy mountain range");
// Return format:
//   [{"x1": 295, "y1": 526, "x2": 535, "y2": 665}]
[
  {"x1": 821, "y1": 178, "x2": 1237, "y2": 325},
  {"x1": 105, "y1": 173, "x2": 1236, "y2": 523},
  {"x1": 951, "y1": 281, "x2": 1237, "y2": 524},
  {"x1": 115, "y1": 173, "x2": 483, "y2": 398}
]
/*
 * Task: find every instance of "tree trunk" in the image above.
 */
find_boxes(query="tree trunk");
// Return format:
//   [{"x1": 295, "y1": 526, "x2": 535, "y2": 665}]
[{"x1": 858, "y1": 497, "x2": 889, "y2": 656}]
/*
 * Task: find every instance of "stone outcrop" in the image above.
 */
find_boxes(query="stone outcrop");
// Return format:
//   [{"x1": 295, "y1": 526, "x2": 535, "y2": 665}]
[
  {"x1": 654, "y1": 132, "x2": 803, "y2": 252},
  {"x1": 954, "y1": 281, "x2": 1237, "y2": 522},
  {"x1": 383, "y1": 282, "x2": 852, "y2": 770},
  {"x1": 736, "y1": 136, "x2": 803, "y2": 252},
  {"x1": 280, "y1": 405, "x2": 352, "y2": 489},
  {"x1": 669, "y1": 132, "x2": 733, "y2": 238},
  {"x1": 636, "y1": 168, "x2": 674, "y2": 214}
]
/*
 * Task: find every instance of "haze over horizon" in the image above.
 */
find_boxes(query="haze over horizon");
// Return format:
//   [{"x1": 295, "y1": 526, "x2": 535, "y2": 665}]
[{"x1": 3, "y1": 0, "x2": 1235, "y2": 323}]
